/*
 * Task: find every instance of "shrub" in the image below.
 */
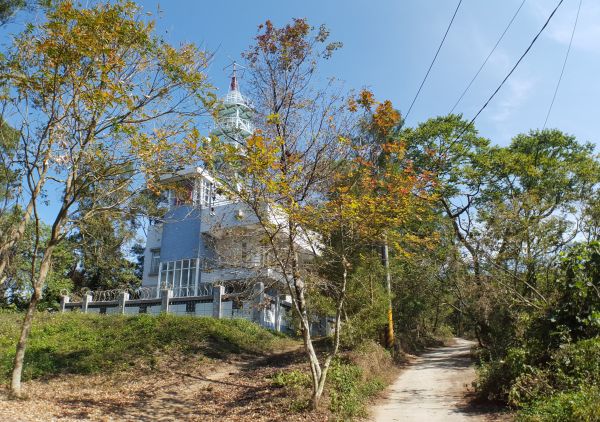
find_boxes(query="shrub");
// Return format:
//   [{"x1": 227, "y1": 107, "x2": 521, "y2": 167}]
[
  {"x1": 550, "y1": 337, "x2": 600, "y2": 390},
  {"x1": 327, "y1": 358, "x2": 365, "y2": 418},
  {"x1": 271, "y1": 369, "x2": 313, "y2": 412},
  {"x1": 347, "y1": 340, "x2": 394, "y2": 383},
  {"x1": 507, "y1": 337, "x2": 600, "y2": 413},
  {"x1": 509, "y1": 368, "x2": 553, "y2": 408},
  {"x1": 271, "y1": 369, "x2": 311, "y2": 389},
  {"x1": 476, "y1": 347, "x2": 533, "y2": 402},
  {"x1": 433, "y1": 324, "x2": 455, "y2": 342},
  {"x1": 328, "y1": 342, "x2": 392, "y2": 419},
  {"x1": 268, "y1": 341, "x2": 394, "y2": 419},
  {"x1": 551, "y1": 242, "x2": 600, "y2": 343},
  {"x1": 518, "y1": 386, "x2": 600, "y2": 422}
]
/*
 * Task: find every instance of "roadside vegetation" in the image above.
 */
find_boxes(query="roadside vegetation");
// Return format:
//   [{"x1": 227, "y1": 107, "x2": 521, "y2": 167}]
[
  {"x1": 474, "y1": 242, "x2": 600, "y2": 421},
  {"x1": 271, "y1": 341, "x2": 396, "y2": 419}
]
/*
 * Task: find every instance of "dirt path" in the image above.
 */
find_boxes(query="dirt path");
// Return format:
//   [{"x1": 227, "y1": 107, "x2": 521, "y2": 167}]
[{"x1": 371, "y1": 338, "x2": 496, "y2": 422}]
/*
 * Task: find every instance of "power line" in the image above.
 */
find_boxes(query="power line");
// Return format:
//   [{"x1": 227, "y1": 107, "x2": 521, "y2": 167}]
[
  {"x1": 460, "y1": 0, "x2": 565, "y2": 134},
  {"x1": 543, "y1": 0, "x2": 582, "y2": 129},
  {"x1": 449, "y1": 0, "x2": 527, "y2": 114},
  {"x1": 405, "y1": 0, "x2": 463, "y2": 121}
]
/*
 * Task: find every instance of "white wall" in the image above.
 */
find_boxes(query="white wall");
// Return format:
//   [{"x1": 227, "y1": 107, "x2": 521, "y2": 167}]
[
  {"x1": 200, "y1": 202, "x2": 259, "y2": 234},
  {"x1": 142, "y1": 224, "x2": 162, "y2": 288}
]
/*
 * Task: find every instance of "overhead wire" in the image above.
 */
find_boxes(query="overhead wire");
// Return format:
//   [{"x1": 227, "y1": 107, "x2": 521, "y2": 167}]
[
  {"x1": 452, "y1": 0, "x2": 566, "y2": 141},
  {"x1": 449, "y1": 0, "x2": 527, "y2": 114},
  {"x1": 404, "y1": 0, "x2": 463, "y2": 121},
  {"x1": 543, "y1": 0, "x2": 582, "y2": 129}
]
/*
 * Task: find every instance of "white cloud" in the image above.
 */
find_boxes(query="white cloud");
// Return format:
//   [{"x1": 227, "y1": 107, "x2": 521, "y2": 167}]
[
  {"x1": 529, "y1": 0, "x2": 600, "y2": 53},
  {"x1": 489, "y1": 76, "x2": 535, "y2": 123}
]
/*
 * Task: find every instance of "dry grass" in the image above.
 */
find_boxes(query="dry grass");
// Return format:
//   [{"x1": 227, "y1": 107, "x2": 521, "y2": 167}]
[{"x1": 0, "y1": 347, "x2": 331, "y2": 421}]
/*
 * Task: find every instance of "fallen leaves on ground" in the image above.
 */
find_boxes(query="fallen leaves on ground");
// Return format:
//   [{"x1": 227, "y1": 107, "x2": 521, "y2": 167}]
[{"x1": 0, "y1": 348, "x2": 330, "y2": 421}]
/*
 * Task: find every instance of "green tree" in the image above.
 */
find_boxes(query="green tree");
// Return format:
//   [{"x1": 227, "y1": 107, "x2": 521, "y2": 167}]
[
  {"x1": 0, "y1": 0, "x2": 26, "y2": 25},
  {"x1": 0, "y1": 0, "x2": 213, "y2": 396},
  {"x1": 69, "y1": 213, "x2": 140, "y2": 292},
  {"x1": 541, "y1": 241, "x2": 600, "y2": 347},
  {"x1": 582, "y1": 189, "x2": 600, "y2": 241},
  {"x1": 402, "y1": 115, "x2": 492, "y2": 345},
  {"x1": 0, "y1": 118, "x2": 20, "y2": 290},
  {"x1": 404, "y1": 115, "x2": 491, "y2": 282},
  {"x1": 483, "y1": 130, "x2": 598, "y2": 293},
  {"x1": 1, "y1": 221, "x2": 76, "y2": 310},
  {"x1": 470, "y1": 130, "x2": 598, "y2": 353}
]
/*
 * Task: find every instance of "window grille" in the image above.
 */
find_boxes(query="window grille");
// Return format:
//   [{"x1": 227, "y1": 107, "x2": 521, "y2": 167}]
[
  {"x1": 159, "y1": 258, "x2": 199, "y2": 296},
  {"x1": 194, "y1": 178, "x2": 214, "y2": 208},
  {"x1": 149, "y1": 249, "x2": 160, "y2": 275}
]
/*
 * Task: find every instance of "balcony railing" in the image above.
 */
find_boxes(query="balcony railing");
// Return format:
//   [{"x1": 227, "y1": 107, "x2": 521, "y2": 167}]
[{"x1": 215, "y1": 116, "x2": 254, "y2": 135}]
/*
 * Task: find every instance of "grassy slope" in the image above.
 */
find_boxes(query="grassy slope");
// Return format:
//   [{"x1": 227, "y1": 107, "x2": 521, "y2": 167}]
[
  {"x1": 0, "y1": 312, "x2": 397, "y2": 420},
  {"x1": 0, "y1": 311, "x2": 291, "y2": 383}
]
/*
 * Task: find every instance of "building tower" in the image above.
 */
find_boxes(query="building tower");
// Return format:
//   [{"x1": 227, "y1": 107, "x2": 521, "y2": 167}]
[
  {"x1": 211, "y1": 63, "x2": 254, "y2": 146},
  {"x1": 140, "y1": 65, "x2": 257, "y2": 298}
]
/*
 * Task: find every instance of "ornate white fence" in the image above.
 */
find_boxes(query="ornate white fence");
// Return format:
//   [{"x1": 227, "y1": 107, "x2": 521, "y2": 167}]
[{"x1": 60, "y1": 282, "x2": 291, "y2": 332}]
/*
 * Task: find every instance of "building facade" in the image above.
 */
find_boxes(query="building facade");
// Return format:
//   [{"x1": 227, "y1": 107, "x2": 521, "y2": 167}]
[{"x1": 138, "y1": 72, "x2": 294, "y2": 329}]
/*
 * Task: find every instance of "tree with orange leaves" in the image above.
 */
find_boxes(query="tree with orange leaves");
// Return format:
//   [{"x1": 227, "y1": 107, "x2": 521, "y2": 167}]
[
  {"x1": 206, "y1": 23, "x2": 433, "y2": 402},
  {"x1": 342, "y1": 90, "x2": 435, "y2": 349}
]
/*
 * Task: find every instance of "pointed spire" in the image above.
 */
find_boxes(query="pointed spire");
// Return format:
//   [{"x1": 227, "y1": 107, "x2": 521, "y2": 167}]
[{"x1": 229, "y1": 62, "x2": 239, "y2": 91}]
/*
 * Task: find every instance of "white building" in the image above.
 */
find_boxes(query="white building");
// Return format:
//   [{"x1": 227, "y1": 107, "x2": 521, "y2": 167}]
[{"x1": 137, "y1": 71, "x2": 313, "y2": 330}]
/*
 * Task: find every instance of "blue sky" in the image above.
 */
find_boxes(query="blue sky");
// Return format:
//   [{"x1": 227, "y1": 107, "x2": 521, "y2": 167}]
[
  {"x1": 2, "y1": 0, "x2": 598, "y2": 147},
  {"x1": 2, "y1": 0, "x2": 598, "y2": 225},
  {"x1": 132, "y1": 0, "x2": 599, "y2": 148}
]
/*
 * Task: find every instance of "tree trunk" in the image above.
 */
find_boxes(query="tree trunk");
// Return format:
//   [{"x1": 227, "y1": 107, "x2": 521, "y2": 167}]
[
  {"x1": 433, "y1": 301, "x2": 440, "y2": 332},
  {"x1": 10, "y1": 245, "x2": 55, "y2": 397},
  {"x1": 312, "y1": 257, "x2": 349, "y2": 409},
  {"x1": 382, "y1": 239, "x2": 394, "y2": 348},
  {"x1": 287, "y1": 227, "x2": 324, "y2": 409},
  {"x1": 10, "y1": 288, "x2": 39, "y2": 397},
  {"x1": 10, "y1": 163, "x2": 66, "y2": 397},
  {"x1": 297, "y1": 296, "x2": 322, "y2": 409},
  {"x1": 0, "y1": 257, "x2": 7, "y2": 283}
]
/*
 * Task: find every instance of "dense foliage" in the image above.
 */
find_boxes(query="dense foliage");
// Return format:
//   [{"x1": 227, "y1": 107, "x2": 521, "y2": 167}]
[{"x1": 473, "y1": 242, "x2": 600, "y2": 419}]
